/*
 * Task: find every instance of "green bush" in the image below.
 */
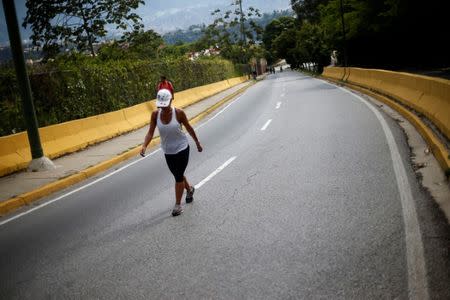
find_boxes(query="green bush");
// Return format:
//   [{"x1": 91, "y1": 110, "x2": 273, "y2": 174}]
[{"x1": 0, "y1": 57, "x2": 241, "y2": 136}]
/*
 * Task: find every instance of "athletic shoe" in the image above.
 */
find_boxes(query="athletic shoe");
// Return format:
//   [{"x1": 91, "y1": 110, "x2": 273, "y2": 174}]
[
  {"x1": 172, "y1": 204, "x2": 183, "y2": 217},
  {"x1": 186, "y1": 187, "x2": 195, "y2": 203}
]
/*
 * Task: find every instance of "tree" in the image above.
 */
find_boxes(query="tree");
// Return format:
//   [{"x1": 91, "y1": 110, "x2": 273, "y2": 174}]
[
  {"x1": 204, "y1": 1, "x2": 263, "y2": 64},
  {"x1": 294, "y1": 22, "x2": 328, "y2": 68},
  {"x1": 286, "y1": 0, "x2": 450, "y2": 69},
  {"x1": 23, "y1": 0, "x2": 144, "y2": 58},
  {"x1": 271, "y1": 28, "x2": 297, "y2": 65},
  {"x1": 291, "y1": 0, "x2": 330, "y2": 23},
  {"x1": 158, "y1": 43, "x2": 193, "y2": 59},
  {"x1": 123, "y1": 29, "x2": 164, "y2": 59},
  {"x1": 262, "y1": 16, "x2": 296, "y2": 63}
]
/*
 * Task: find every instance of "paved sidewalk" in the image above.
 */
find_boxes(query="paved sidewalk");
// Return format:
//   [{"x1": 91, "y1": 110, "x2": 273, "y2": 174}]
[{"x1": 0, "y1": 81, "x2": 251, "y2": 203}]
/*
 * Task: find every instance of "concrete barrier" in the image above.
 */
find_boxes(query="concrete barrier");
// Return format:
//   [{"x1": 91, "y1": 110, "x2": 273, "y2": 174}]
[
  {"x1": 322, "y1": 67, "x2": 346, "y2": 81},
  {"x1": 0, "y1": 76, "x2": 248, "y2": 177},
  {"x1": 341, "y1": 68, "x2": 450, "y2": 139},
  {"x1": 322, "y1": 66, "x2": 450, "y2": 171}
]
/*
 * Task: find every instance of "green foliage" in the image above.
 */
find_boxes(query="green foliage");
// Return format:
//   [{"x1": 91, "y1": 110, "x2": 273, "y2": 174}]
[
  {"x1": 159, "y1": 43, "x2": 194, "y2": 60},
  {"x1": 122, "y1": 29, "x2": 164, "y2": 60},
  {"x1": 202, "y1": 1, "x2": 263, "y2": 64},
  {"x1": 0, "y1": 68, "x2": 25, "y2": 135},
  {"x1": 163, "y1": 10, "x2": 293, "y2": 47},
  {"x1": 23, "y1": 0, "x2": 144, "y2": 58},
  {"x1": 262, "y1": 16, "x2": 297, "y2": 64},
  {"x1": 97, "y1": 42, "x2": 132, "y2": 61},
  {"x1": 292, "y1": 23, "x2": 329, "y2": 68},
  {"x1": 0, "y1": 57, "x2": 242, "y2": 136},
  {"x1": 290, "y1": 0, "x2": 450, "y2": 68},
  {"x1": 291, "y1": 0, "x2": 330, "y2": 23}
]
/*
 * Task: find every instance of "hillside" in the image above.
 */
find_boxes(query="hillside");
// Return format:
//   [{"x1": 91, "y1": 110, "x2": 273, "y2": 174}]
[
  {"x1": 163, "y1": 10, "x2": 294, "y2": 45},
  {"x1": 0, "y1": 0, "x2": 291, "y2": 44}
]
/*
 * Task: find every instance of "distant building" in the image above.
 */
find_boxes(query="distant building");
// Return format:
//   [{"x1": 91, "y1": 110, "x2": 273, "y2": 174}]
[
  {"x1": 188, "y1": 46, "x2": 221, "y2": 61},
  {"x1": 250, "y1": 57, "x2": 268, "y2": 75}
]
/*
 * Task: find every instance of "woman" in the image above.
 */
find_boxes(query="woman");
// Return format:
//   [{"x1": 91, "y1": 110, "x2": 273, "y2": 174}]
[{"x1": 140, "y1": 89, "x2": 203, "y2": 216}]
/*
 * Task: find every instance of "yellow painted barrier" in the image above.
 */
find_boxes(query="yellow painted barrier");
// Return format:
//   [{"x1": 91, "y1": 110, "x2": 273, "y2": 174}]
[
  {"x1": 322, "y1": 66, "x2": 450, "y2": 172},
  {"x1": 0, "y1": 76, "x2": 248, "y2": 177},
  {"x1": 322, "y1": 67, "x2": 345, "y2": 81},
  {"x1": 342, "y1": 68, "x2": 450, "y2": 139},
  {"x1": 123, "y1": 102, "x2": 155, "y2": 130},
  {"x1": 0, "y1": 132, "x2": 31, "y2": 175}
]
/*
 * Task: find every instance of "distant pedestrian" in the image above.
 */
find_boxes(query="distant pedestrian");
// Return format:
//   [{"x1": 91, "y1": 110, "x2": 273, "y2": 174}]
[
  {"x1": 156, "y1": 75, "x2": 174, "y2": 100},
  {"x1": 141, "y1": 89, "x2": 203, "y2": 217}
]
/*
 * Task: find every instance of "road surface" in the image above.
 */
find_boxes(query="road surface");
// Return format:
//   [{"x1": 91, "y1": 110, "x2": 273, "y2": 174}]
[{"x1": 1, "y1": 71, "x2": 449, "y2": 299}]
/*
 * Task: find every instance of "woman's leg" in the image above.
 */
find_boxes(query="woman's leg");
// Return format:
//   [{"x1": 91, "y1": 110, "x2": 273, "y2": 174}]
[
  {"x1": 165, "y1": 146, "x2": 190, "y2": 206},
  {"x1": 175, "y1": 182, "x2": 184, "y2": 205},
  {"x1": 183, "y1": 176, "x2": 191, "y2": 191}
]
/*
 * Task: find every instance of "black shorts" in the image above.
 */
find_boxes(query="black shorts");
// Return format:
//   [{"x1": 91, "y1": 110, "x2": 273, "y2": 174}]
[{"x1": 164, "y1": 146, "x2": 189, "y2": 182}]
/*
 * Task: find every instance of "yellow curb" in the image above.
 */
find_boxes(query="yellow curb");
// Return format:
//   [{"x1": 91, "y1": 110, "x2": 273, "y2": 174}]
[
  {"x1": 0, "y1": 197, "x2": 27, "y2": 215},
  {"x1": 0, "y1": 82, "x2": 253, "y2": 217},
  {"x1": 322, "y1": 76, "x2": 450, "y2": 173}
]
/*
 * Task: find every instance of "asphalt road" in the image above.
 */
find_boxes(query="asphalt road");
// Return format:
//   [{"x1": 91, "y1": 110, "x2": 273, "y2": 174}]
[{"x1": 1, "y1": 71, "x2": 449, "y2": 299}]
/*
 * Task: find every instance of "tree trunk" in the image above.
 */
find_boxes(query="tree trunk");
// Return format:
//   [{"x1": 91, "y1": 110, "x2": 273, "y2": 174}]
[{"x1": 79, "y1": 1, "x2": 96, "y2": 56}]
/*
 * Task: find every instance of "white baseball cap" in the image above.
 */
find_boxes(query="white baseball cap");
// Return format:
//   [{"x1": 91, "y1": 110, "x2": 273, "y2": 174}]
[{"x1": 156, "y1": 89, "x2": 172, "y2": 107}]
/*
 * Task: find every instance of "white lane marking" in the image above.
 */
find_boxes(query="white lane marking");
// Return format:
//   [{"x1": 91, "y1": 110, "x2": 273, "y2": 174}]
[
  {"x1": 194, "y1": 156, "x2": 236, "y2": 189},
  {"x1": 195, "y1": 96, "x2": 241, "y2": 130},
  {"x1": 0, "y1": 149, "x2": 162, "y2": 226},
  {"x1": 0, "y1": 93, "x2": 247, "y2": 226},
  {"x1": 281, "y1": 93, "x2": 285, "y2": 98},
  {"x1": 261, "y1": 119, "x2": 272, "y2": 131},
  {"x1": 276, "y1": 102, "x2": 282, "y2": 109},
  {"x1": 319, "y1": 79, "x2": 429, "y2": 300},
  {"x1": 195, "y1": 96, "x2": 241, "y2": 129}
]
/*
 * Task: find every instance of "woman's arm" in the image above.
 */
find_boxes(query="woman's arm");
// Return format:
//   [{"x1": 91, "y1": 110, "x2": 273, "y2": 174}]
[
  {"x1": 177, "y1": 109, "x2": 203, "y2": 152},
  {"x1": 140, "y1": 111, "x2": 158, "y2": 156}
]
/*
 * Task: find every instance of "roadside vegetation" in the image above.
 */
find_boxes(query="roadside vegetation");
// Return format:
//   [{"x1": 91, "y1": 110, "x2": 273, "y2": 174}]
[
  {"x1": 262, "y1": 0, "x2": 448, "y2": 73},
  {"x1": 1, "y1": 1, "x2": 292, "y2": 136},
  {"x1": 3, "y1": 0, "x2": 446, "y2": 136},
  {"x1": 1, "y1": 1, "x2": 263, "y2": 136}
]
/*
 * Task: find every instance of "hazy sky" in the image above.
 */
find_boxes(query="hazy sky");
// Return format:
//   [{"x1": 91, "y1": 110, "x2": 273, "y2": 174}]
[{"x1": 0, "y1": 0, "x2": 291, "y2": 45}]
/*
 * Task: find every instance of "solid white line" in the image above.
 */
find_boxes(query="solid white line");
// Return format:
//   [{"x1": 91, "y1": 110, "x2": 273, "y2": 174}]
[
  {"x1": 276, "y1": 102, "x2": 282, "y2": 109},
  {"x1": 195, "y1": 96, "x2": 241, "y2": 130},
  {"x1": 261, "y1": 119, "x2": 272, "y2": 131},
  {"x1": 0, "y1": 149, "x2": 161, "y2": 227},
  {"x1": 320, "y1": 79, "x2": 429, "y2": 300},
  {"x1": 194, "y1": 156, "x2": 236, "y2": 189}
]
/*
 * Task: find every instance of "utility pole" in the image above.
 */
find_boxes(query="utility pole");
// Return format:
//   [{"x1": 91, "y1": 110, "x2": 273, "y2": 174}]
[
  {"x1": 339, "y1": 0, "x2": 348, "y2": 67},
  {"x1": 2, "y1": 0, "x2": 55, "y2": 171},
  {"x1": 238, "y1": 0, "x2": 246, "y2": 46}
]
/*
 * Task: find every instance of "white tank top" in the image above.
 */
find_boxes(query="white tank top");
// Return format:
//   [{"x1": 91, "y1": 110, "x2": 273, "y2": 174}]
[{"x1": 156, "y1": 107, "x2": 188, "y2": 154}]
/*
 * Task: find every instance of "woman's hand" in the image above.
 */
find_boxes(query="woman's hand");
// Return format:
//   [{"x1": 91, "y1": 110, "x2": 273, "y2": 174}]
[
  {"x1": 140, "y1": 145, "x2": 147, "y2": 157},
  {"x1": 196, "y1": 141, "x2": 203, "y2": 152}
]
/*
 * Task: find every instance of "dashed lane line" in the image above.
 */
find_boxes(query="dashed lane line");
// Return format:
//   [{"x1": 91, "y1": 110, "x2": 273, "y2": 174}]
[
  {"x1": 0, "y1": 93, "x2": 249, "y2": 226},
  {"x1": 261, "y1": 119, "x2": 272, "y2": 131},
  {"x1": 195, "y1": 156, "x2": 237, "y2": 189}
]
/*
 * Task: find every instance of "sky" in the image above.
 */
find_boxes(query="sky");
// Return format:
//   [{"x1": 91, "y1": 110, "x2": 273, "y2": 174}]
[{"x1": 0, "y1": 0, "x2": 291, "y2": 46}]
